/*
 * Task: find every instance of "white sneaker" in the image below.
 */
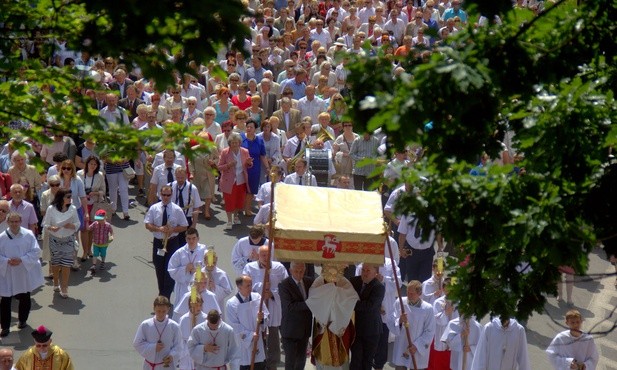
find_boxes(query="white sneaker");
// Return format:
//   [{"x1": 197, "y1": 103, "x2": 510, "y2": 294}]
[{"x1": 225, "y1": 222, "x2": 233, "y2": 230}]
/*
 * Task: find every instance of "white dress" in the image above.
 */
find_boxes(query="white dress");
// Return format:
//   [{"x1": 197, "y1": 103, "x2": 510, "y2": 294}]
[
  {"x1": 471, "y1": 318, "x2": 531, "y2": 370},
  {"x1": 441, "y1": 316, "x2": 482, "y2": 370},
  {"x1": 133, "y1": 316, "x2": 184, "y2": 370},
  {"x1": 0, "y1": 227, "x2": 44, "y2": 296},
  {"x1": 242, "y1": 261, "x2": 289, "y2": 327},
  {"x1": 174, "y1": 289, "x2": 221, "y2": 319},
  {"x1": 387, "y1": 298, "x2": 435, "y2": 369},
  {"x1": 225, "y1": 292, "x2": 269, "y2": 365},
  {"x1": 167, "y1": 243, "x2": 207, "y2": 307},
  {"x1": 188, "y1": 320, "x2": 238, "y2": 370},
  {"x1": 546, "y1": 330, "x2": 598, "y2": 370}
]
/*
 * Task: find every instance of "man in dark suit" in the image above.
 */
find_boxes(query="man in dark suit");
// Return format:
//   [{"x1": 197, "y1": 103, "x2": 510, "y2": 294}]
[
  {"x1": 259, "y1": 78, "x2": 278, "y2": 118},
  {"x1": 279, "y1": 261, "x2": 314, "y2": 370},
  {"x1": 108, "y1": 68, "x2": 134, "y2": 99},
  {"x1": 349, "y1": 264, "x2": 385, "y2": 370},
  {"x1": 118, "y1": 85, "x2": 144, "y2": 122}
]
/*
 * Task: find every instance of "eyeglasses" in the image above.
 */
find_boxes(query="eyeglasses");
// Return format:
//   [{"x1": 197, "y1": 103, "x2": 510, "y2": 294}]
[
  {"x1": 160, "y1": 193, "x2": 172, "y2": 197},
  {"x1": 228, "y1": 64, "x2": 236, "y2": 67},
  {"x1": 188, "y1": 103, "x2": 196, "y2": 105},
  {"x1": 64, "y1": 194, "x2": 73, "y2": 199},
  {"x1": 49, "y1": 183, "x2": 60, "y2": 187},
  {"x1": 62, "y1": 167, "x2": 72, "y2": 170},
  {"x1": 105, "y1": 62, "x2": 113, "y2": 65},
  {"x1": 205, "y1": 113, "x2": 215, "y2": 116},
  {"x1": 0, "y1": 209, "x2": 8, "y2": 213},
  {"x1": 172, "y1": 91, "x2": 180, "y2": 94},
  {"x1": 299, "y1": 47, "x2": 307, "y2": 50}
]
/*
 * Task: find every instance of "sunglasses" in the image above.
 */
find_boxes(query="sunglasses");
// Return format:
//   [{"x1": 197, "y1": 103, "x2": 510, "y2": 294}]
[
  {"x1": 64, "y1": 194, "x2": 73, "y2": 199},
  {"x1": 161, "y1": 193, "x2": 172, "y2": 197},
  {"x1": 228, "y1": 64, "x2": 236, "y2": 67},
  {"x1": 62, "y1": 167, "x2": 72, "y2": 170},
  {"x1": 49, "y1": 183, "x2": 60, "y2": 187}
]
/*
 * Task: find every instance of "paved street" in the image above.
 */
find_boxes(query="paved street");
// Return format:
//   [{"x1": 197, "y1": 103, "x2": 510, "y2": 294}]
[{"x1": 0, "y1": 188, "x2": 615, "y2": 369}]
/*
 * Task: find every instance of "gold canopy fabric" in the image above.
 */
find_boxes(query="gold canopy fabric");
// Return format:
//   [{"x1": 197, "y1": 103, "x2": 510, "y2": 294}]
[{"x1": 273, "y1": 184, "x2": 386, "y2": 264}]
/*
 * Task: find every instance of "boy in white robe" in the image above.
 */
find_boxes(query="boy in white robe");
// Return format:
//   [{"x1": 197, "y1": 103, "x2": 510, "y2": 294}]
[
  {"x1": 546, "y1": 309, "x2": 598, "y2": 370},
  {"x1": 167, "y1": 227, "x2": 207, "y2": 309},
  {"x1": 230, "y1": 226, "x2": 268, "y2": 276},
  {"x1": 471, "y1": 316, "x2": 531, "y2": 370},
  {"x1": 387, "y1": 280, "x2": 435, "y2": 370},
  {"x1": 178, "y1": 293, "x2": 207, "y2": 370},
  {"x1": 133, "y1": 296, "x2": 184, "y2": 370},
  {"x1": 226, "y1": 275, "x2": 269, "y2": 370},
  {"x1": 441, "y1": 315, "x2": 482, "y2": 370},
  {"x1": 188, "y1": 310, "x2": 238, "y2": 370},
  {"x1": 174, "y1": 272, "x2": 221, "y2": 319},
  {"x1": 431, "y1": 278, "x2": 458, "y2": 370},
  {"x1": 201, "y1": 253, "x2": 233, "y2": 319},
  {"x1": 242, "y1": 245, "x2": 289, "y2": 370}
]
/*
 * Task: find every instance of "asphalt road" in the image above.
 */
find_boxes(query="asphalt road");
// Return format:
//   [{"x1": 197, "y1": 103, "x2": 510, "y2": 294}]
[{"x1": 0, "y1": 189, "x2": 615, "y2": 369}]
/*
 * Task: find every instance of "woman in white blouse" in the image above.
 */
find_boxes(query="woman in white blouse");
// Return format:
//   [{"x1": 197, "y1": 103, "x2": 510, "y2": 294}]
[{"x1": 42, "y1": 188, "x2": 80, "y2": 298}]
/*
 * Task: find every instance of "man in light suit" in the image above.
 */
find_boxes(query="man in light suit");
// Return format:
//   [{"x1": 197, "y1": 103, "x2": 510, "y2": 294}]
[
  {"x1": 258, "y1": 78, "x2": 278, "y2": 118},
  {"x1": 272, "y1": 97, "x2": 301, "y2": 137},
  {"x1": 349, "y1": 264, "x2": 386, "y2": 370},
  {"x1": 279, "y1": 262, "x2": 314, "y2": 370}
]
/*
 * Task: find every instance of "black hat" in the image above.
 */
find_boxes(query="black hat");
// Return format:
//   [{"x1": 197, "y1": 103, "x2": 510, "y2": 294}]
[{"x1": 31, "y1": 325, "x2": 53, "y2": 343}]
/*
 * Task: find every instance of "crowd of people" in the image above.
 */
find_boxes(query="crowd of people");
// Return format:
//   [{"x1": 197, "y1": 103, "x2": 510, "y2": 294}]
[{"x1": 0, "y1": 0, "x2": 605, "y2": 369}]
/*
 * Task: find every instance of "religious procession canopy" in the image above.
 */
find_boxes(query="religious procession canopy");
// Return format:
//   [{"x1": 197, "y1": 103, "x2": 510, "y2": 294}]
[{"x1": 273, "y1": 184, "x2": 386, "y2": 264}]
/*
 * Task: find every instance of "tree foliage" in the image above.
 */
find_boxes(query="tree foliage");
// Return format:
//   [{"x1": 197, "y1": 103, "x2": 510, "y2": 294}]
[
  {"x1": 347, "y1": 0, "x2": 617, "y2": 320},
  {"x1": 0, "y1": 0, "x2": 250, "y2": 163}
]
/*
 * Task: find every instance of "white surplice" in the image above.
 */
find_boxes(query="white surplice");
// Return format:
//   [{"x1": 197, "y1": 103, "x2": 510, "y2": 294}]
[
  {"x1": 242, "y1": 261, "x2": 289, "y2": 327},
  {"x1": 168, "y1": 243, "x2": 207, "y2": 307},
  {"x1": 387, "y1": 297, "x2": 435, "y2": 369},
  {"x1": 174, "y1": 289, "x2": 221, "y2": 319},
  {"x1": 546, "y1": 330, "x2": 598, "y2": 370},
  {"x1": 441, "y1": 316, "x2": 482, "y2": 370},
  {"x1": 225, "y1": 292, "x2": 269, "y2": 365},
  {"x1": 133, "y1": 316, "x2": 184, "y2": 370},
  {"x1": 471, "y1": 318, "x2": 531, "y2": 370},
  {"x1": 188, "y1": 320, "x2": 238, "y2": 370},
  {"x1": 0, "y1": 227, "x2": 44, "y2": 296}
]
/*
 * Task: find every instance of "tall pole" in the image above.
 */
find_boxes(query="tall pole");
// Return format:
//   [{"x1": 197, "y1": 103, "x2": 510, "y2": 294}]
[
  {"x1": 250, "y1": 168, "x2": 279, "y2": 370},
  {"x1": 385, "y1": 223, "x2": 418, "y2": 370}
]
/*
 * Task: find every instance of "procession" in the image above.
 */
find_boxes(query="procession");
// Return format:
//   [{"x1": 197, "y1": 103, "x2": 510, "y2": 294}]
[{"x1": 0, "y1": 0, "x2": 615, "y2": 369}]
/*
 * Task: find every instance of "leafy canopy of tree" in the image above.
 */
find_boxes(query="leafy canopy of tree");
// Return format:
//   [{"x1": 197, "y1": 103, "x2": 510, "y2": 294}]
[
  {"x1": 0, "y1": 0, "x2": 250, "y2": 162},
  {"x1": 346, "y1": 0, "x2": 617, "y2": 321}
]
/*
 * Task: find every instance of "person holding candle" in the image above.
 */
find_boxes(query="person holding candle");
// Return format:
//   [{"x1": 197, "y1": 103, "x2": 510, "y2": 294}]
[{"x1": 167, "y1": 228, "x2": 207, "y2": 309}]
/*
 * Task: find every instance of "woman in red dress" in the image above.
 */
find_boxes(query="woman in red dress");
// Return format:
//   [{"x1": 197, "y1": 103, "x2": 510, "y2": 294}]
[{"x1": 217, "y1": 132, "x2": 252, "y2": 230}]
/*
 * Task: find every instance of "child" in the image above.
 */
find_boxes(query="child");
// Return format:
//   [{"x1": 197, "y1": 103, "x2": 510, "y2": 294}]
[
  {"x1": 87, "y1": 210, "x2": 113, "y2": 275},
  {"x1": 546, "y1": 309, "x2": 599, "y2": 370}
]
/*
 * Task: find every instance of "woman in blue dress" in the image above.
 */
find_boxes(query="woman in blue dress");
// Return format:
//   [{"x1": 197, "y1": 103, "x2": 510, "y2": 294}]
[{"x1": 241, "y1": 119, "x2": 269, "y2": 216}]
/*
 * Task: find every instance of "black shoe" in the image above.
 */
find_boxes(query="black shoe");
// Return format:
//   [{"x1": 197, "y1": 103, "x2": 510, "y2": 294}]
[
  {"x1": 123, "y1": 215, "x2": 130, "y2": 220},
  {"x1": 17, "y1": 322, "x2": 27, "y2": 329},
  {"x1": 0, "y1": 329, "x2": 9, "y2": 337},
  {"x1": 137, "y1": 189, "x2": 145, "y2": 197}
]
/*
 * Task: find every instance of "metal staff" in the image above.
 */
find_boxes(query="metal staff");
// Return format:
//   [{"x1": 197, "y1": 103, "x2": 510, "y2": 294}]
[
  {"x1": 250, "y1": 167, "x2": 279, "y2": 370},
  {"x1": 385, "y1": 223, "x2": 418, "y2": 370}
]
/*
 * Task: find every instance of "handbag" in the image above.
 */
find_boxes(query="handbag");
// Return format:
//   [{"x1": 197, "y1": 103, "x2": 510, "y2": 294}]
[
  {"x1": 90, "y1": 196, "x2": 114, "y2": 220},
  {"x1": 122, "y1": 166, "x2": 136, "y2": 181}
]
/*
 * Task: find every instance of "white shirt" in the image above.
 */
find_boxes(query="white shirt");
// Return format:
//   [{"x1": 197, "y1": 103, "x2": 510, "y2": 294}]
[
  {"x1": 284, "y1": 172, "x2": 318, "y2": 186},
  {"x1": 170, "y1": 180, "x2": 204, "y2": 219},
  {"x1": 150, "y1": 163, "x2": 183, "y2": 200},
  {"x1": 231, "y1": 236, "x2": 269, "y2": 276},
  {"x1": 174, "y1": 289, "x2": 221, "y2": 319},
  {"x1": 298, "y1": 96, "x2": 326, "y2": 124}
]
